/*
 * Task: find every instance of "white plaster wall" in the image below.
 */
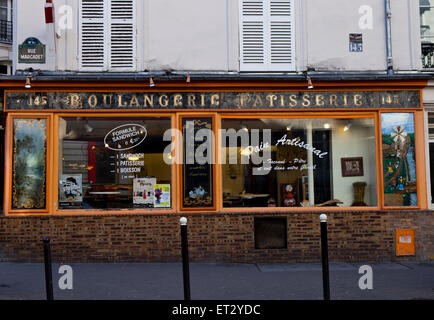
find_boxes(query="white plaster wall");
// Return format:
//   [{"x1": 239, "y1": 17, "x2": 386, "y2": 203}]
[
  {"x1": 15, "y1": 0, "x2": 56, "y2": 71},
  {"x1": 52, "y1": 0, "x2": 78, "y2": 71},
  {"x1": 306, "y1": 0, "x2": 386, "y2": 71},
  {"x1": 331, "y1": 123, "x2": 378, "y2": 206},
  {"x1": 391, "y1": 0, "x2": 422, "y2": 70},
  {"x1": 423, "y1": 81, "x2": 434, "y2": 104},
  {"x1": 146, "y1": 0, "x2": 238, "y2": 71},
  {"x1": 14, "y1": 0, "x2": 422, "y2": 72},
  {"x1": 306, "y1": 0, "x2": 421, "y2": 71},
  {"x1": 0, "y1": 44, "x2": 11, "y2": 61}
]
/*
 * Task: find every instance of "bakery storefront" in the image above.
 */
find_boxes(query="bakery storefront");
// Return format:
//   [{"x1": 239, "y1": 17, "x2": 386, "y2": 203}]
[{"x1": 1, "y1": 79, "x2": 433, "y2": 262}]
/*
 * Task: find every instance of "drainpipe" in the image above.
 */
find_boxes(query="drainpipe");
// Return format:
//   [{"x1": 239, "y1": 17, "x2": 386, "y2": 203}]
[{"x1": 385, "y1": 0, "x2": 393, "y2": 75}]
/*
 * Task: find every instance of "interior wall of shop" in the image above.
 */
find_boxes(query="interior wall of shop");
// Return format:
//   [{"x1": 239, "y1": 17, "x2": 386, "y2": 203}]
[
  {"x1": 14, "y1": 0, "x2": 422, "y2": 72},
  {"x1": 0, "y1": 211, "x2": 432, "y2": 262}
]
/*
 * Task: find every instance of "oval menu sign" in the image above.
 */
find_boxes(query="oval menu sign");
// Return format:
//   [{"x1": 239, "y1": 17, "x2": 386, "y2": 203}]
[{"x1": 104, "y1": 124, "x2": 147, "y2": 151}]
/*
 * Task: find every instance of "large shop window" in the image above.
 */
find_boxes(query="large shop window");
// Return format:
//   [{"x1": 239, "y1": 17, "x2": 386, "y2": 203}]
[
  {"x1": 221, "y1": 117, "x2": 377, "y2": 208},
  {"x1": 58, "y1": 117, "x2": 172, "y2": 210}
]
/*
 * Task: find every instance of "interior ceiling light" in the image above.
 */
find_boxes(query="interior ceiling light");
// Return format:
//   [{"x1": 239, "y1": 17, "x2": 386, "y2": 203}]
[
  {"x1": 240, "y1": 146, "x2": 253, "y2": 156},
  {"x1": 64, "y1": 129, "x2": 78, "y2": 139},
  {"x1": 84, "y1": 124, "x2": 93, "y2": 133},
  {"x1": 84, "y1": 120, "x2": 94, "y2": 133}
]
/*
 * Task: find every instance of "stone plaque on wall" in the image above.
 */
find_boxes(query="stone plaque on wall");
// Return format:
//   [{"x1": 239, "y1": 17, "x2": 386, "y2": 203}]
[{"x1": 18, "y1": 37, "x2": 46, "y2": 64}]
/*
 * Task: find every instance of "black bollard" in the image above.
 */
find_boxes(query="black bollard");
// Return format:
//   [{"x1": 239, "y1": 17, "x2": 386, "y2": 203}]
[
  {"x1": 320, "y1": 214, "x2": 330, "y2": 300},
  {"x1": 43, "y1": 237, "x2": 54, "y2": 300},
  {"x1": 180, "y1": 217, "x2": 191, "y2": 300}
]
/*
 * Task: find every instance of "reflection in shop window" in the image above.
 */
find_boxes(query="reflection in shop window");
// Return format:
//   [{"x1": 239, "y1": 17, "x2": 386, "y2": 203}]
[
  {"x1": 58, "y1": 117, "x2": 172, "y2": 210},
  {"x1": 221, "y1": 118, "x2": 377, "y2": 208}
]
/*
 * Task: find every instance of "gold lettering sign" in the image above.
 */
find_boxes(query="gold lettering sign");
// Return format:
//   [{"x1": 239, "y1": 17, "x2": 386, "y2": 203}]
[
  {"x1": 144, "y1": 94, "x2": 154, "y2": 107},
  {"x1": 159, "y1": 95, "x2": 169, "y2": 107},
  {"x1": 174, "y1": 94, "x2": 183, "y2": 107},
  {"x1": 66, "y1": 94, "x2": 82, "y2": 108},
  {"x1": 88, "y1": 95, "x2": 98, "y2": 108},
  {"x1": 6, "y1": 91, "x2": 420, "y2": 111},
  {"x1": 266, "y1": 94, "x2": 277, "y2": 107}
]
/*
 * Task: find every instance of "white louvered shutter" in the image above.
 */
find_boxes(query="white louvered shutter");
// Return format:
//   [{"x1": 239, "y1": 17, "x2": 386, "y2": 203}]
[
  {"x1": 269, "y1": 0, "x2": 295, "y2": 71},
  {"x1": 79, "y1": 0, "x2": 136, "y2": 71},
  {"x1": 239, "y1": 0, "x2": 265, "y2": 71},
  {"x1": 109, "y1": 0, "x2": 136, "y2": 71},
  {"x1": 239, "y1": 0, "x2": 295, "y2": 71},
  {"x1": 79, "y1": 0, "x2": 107, "y2": 70}
]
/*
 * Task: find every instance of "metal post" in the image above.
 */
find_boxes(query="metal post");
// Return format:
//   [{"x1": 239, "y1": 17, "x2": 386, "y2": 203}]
[
  {"x1": 43, "y1": 236, "x2": 54, "y2": 300},
  {"x1": 180, "y1": 217, "x2": 191, "y2": 300},
  {"x1": 320, "y1": 214, "x2": 330, "y2": 300}
]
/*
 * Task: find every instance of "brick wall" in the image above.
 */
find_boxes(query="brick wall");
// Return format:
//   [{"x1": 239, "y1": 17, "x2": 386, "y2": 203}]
[{"x1": 0, "y1": 210, "x2": 433, "y2": 263}]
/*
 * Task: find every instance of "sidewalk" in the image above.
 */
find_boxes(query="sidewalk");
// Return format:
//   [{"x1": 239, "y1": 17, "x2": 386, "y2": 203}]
[{"x1": 0, "y1": 261, "x2": 433, "y2": 300}]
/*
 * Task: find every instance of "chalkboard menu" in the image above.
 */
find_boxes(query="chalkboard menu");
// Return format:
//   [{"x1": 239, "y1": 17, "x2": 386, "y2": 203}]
[{"x1": 182, "y1": 117, "x2": 214, "y2": 208}]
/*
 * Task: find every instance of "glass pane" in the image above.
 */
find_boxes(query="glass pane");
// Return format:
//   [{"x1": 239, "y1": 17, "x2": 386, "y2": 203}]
[
  {"x1": 221, "y1": 117, "x2": 377, "y2": 208},
  {"x1": 12, "y1": 118, "x2": 47, "y2": 209},
  {"x1": 58, "y1": 117, "x2": 172, "y2": 210},
  {"x1": 381, "y1": 113, "x2": 417, "y2": 206}
]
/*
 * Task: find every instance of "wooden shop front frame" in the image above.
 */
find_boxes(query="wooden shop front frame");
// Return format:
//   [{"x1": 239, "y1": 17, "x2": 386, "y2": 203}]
[{"x1": 1, "y1": 80, "x2": 428, "y2": 216}]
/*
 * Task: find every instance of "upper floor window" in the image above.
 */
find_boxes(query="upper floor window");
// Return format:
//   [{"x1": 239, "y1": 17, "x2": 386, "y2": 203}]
[
  {"x1": 239, "y1": 0, "x2": 295, "y2": 72},
  {"x1": 0, "y1": 0, "x2": 7, "y2": 20},
  {"x1": 421, "y1": 0, "x2": 434, "y2": 68},
  {"x1": 79, "y1": 0, "x2": 136, "y2": 71},
  {"x1": 0, "y1": 0, "x2": 12, "y2": 44}
]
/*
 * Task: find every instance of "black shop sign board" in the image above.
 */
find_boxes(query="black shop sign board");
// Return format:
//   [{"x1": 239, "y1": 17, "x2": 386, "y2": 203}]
[{"x1": 182, "y1": 117, "x2": 214, "y2": 208}]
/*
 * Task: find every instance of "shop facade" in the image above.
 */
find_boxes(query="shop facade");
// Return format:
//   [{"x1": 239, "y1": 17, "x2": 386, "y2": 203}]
[{"x1": 0, "y1": 78, "x2": 433, "y2": 263}]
